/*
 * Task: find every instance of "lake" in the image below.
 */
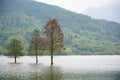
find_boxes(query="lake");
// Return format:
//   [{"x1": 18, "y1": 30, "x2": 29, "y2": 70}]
[{"x1": 0, "y1": 55, "x2": 120, "y2": 80}]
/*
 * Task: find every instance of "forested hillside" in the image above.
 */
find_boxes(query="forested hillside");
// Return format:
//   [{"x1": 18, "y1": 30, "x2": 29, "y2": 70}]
[{"x1": 0, "y1": 0, "x2": 120, "y2": 55}]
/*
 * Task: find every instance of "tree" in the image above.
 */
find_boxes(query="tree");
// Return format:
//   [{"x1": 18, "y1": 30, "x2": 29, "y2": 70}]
[
  {"x1": 44, "y1": 19, "x2": 64, "y2": 65},
  {"x1": 29, "y1": 29, "x2": 43, "y2": 64},
  {"x1": 7, "y1": 38, "x2": 23, "y2": 63}
]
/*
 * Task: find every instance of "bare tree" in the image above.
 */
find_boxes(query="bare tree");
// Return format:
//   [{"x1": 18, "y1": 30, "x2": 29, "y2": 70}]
[{"x1": 44, "y1": 19, "x2": 64, "y2": 65}]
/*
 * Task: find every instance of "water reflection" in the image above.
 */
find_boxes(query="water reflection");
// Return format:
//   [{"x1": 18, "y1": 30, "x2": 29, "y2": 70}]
[
  {"x1": 43, "y1": 66, "x2": 62, "y2": 80},
  {"x1": 29, "y1": 65, "x2": 63, "y2": 80},
  {"x1": 0, "y1": 56, "x2": 120, "y2": 80},
  {"x1": 0, "y1": 63, "x2": 24, "y2": 80},
  {"x1": 0, "y1": 63, "x2": 63, "y2": 80}
]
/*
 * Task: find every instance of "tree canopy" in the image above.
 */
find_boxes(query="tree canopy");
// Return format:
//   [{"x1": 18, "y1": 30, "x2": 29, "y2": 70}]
[
  {"x1": 7, "y1": 38, "x2": 23, "y2": 63},
  {"x1": 44, "y1": 19, "x2": 64, "y2": 65},
  {"x1": 29, "y1": 29, "x2": 44, "y2": 63}
]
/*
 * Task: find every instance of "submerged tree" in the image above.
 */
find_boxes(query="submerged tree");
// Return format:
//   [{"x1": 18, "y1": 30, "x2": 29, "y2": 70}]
[
  {"x1": 29, "y1": 29, "x2": 43, "y2": 64},
  {"x1": 7, "y1": 38, "x2": 23, "y2": 63},
  {"x1": 44, "y1": 19, "x2": 64, "y2": 65}
]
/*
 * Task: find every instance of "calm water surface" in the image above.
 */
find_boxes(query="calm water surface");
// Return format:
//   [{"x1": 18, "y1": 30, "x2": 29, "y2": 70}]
[{"x1": 0, "y1": 55, "x2": 120, "y2": 80}]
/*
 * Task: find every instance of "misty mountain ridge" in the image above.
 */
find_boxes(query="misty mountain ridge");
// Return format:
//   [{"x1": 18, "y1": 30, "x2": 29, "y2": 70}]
[
  {"x1": 82, "y1": 3, "x2": 120, "y2": 23},
  {"x1": 0, "y1": 0, "x2": 120, "y2": 55}
]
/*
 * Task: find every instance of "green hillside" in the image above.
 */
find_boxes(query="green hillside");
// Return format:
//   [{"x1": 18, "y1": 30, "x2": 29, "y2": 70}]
[{"x1": 0, "y1": 0, "x2": 120, "y2": 55}]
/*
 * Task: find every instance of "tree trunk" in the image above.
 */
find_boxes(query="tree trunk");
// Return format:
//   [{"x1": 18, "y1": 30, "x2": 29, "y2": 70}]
[
  {"x1": 36, "y1": 46, "x2": 38, "y2": 64},
  {"x1": 51, "y1": 52, "x2": 53, "y2": 65},
  {"x1": 15, "y1": 53, "x2": 16, "y2": 63},
  {"x1": 36, "y1": 53, "x2": 38, "y2": 64},
  {"x1": 51, "y1": 27, "x2": 54, "y2": 66},
  {"x1": 51, "y1": 37, "x2": 54, "y2": 66}
]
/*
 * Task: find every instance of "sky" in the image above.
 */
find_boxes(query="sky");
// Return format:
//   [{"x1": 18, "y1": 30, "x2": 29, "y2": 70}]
[{"x1": 35, "y1": 0, "x2": 120, "y2": 13}]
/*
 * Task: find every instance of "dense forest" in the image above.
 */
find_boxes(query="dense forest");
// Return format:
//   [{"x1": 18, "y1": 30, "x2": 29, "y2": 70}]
[{"x1": 0, "y1": 0, "x2": 120, "y2": 55}]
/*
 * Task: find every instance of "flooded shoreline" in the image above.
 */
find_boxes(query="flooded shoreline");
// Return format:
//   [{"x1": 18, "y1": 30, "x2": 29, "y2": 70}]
[{"x1": 0, "y1": 55, "x2": 120, "y2": 80}]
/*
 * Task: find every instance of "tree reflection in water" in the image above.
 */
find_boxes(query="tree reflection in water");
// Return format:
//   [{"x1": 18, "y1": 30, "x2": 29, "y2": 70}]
[
  {"x1": 0, "y1": 63, "x2": 63, "y2": 80},
  {"x1": 29, "y1": 65, "x2": 63, "y2": 80}
]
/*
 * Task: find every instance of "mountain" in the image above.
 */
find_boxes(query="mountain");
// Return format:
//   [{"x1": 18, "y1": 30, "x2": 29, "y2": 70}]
[
  {"x1": 82, "y1": 4, "x2": 120, "y2": 23},
  {"x1": 0, "y1": 0, "x2": 120, "y2": 55}
]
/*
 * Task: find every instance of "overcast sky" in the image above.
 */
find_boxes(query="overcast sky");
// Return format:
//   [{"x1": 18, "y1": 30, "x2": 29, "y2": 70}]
[{"x1": 35, "y1": 0, "x2": 120, "y2": 13}]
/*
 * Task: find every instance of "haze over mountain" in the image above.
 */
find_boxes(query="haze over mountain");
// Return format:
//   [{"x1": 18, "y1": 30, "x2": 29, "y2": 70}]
[
  {"x1": 0, "y1": 0, "x2": 120, "y2": 55},
  {"x1": 82, "y1": 4, "x2": 120, "y2": 23}
]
